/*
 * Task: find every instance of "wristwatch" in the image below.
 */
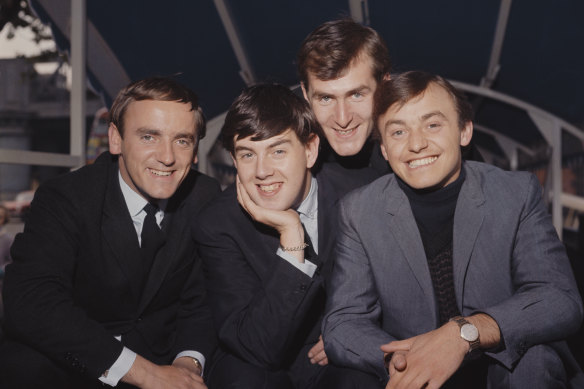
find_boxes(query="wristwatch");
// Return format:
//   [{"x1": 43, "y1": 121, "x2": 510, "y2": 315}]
[{"x1": 450, "y1": 316, "x2": 480, "y2": 352}]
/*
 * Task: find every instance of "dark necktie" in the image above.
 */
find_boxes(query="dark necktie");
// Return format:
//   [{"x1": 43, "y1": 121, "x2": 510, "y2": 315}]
[
  {"x1": 301, "y1": 222, "x2": 319, "y2": 266},
  {"x1": 141, "y1": 203, "x2": 165, "y2": 284}
]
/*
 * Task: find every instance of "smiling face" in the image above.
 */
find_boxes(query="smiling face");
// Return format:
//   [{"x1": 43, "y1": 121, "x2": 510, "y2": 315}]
[
  {"x1": 108, "y1": 99, "x2": 198, "y2": 202},
  {"x1": 378, "y1": 83, "x2": 472, "y2": 190},
  {"x1": 302, "y1": 55, "x2": 378, "y2": 157},
  {"x1": 232, "y1": 130, "x2": 319, "y2": 211}
]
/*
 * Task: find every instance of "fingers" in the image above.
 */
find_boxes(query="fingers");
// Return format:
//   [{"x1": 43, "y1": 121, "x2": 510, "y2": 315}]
[
  {"x1": 380, "y1": 339, "x2": 412, "y2": 354},
  {"x1": 308, "y1": 337, "x2": 328, "y2": 365}
]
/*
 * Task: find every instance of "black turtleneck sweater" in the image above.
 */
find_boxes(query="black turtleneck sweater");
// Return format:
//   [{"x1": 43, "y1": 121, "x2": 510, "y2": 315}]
[{"x1": 397, "y1": 169, "x2": 466, "y2": 325}]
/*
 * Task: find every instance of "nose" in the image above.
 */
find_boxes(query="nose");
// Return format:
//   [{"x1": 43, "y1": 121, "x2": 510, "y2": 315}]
[
  {"x1": 408, "y1": 129, "x2": 428, "y2": 153},
  {"x1": 333, "y1": 100, "x2": 352, "y2": 128},
  {"x1": 156, "y1": 141, "x2": 176, "y2": 166},
  {"x1": 255, "y1": 155, "x2": 274, "y2": 179}
]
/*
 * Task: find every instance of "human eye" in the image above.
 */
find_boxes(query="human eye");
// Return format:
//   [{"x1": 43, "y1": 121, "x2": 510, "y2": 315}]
[
  {"x1": 427, "y1": 122, "x2": 442, "y2": 130},
  {"x1": 272, "y1": 149, "x2": 287, "y2": 158},
  {"x1": 140, "y1": 134, "x2": 155, "y2": 142},
  {"x1": 351, "y1": 91, "x2": 364, "y2": 100},
  {"x1": 391, "y1": 129, "x2": 406, "y2": 138},
  {"x1": 237, "y1": 152, "x2": 254, "y2": 161},
  {"x1": 176, "y1": 138, "x2": 194, "y2": 148},
  {"x1": 318, "y1": 95, "x2": 332, "y2": 105}
]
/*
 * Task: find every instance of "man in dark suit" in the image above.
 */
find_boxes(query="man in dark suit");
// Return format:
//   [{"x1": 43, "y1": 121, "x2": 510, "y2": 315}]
[
  {"x1": 193, "y1": 84, "x2": 372, "y2": 389},
  {"x1": 0, "y1": 77, "x2": 219, "y2": 388},
  {"x1": 323, "y1": 71, "x2": 584, "y2": 388}
]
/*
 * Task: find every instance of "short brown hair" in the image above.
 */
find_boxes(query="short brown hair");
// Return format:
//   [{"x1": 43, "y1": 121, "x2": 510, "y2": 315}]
[
  {"x1": 221, "y1": 84, "x2": 320, "y2": 154},
  {"x1": 297, "y1": 19, "x2": 391, "y2": 89},
  {"x1": 109, "y1": 77, "x2": 206, "y2": 141},
  {"x1": 373, "y1": 71, "x2": 473, "y2": 139}
]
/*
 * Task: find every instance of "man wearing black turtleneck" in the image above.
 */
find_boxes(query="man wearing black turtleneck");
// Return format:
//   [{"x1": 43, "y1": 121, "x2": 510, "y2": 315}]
[{"x1": 322, "y1": 71, "x2": 583, "y2": 389}]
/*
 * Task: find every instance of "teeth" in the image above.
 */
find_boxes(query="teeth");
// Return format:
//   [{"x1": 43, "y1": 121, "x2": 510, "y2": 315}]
[
  {"x1": 149, "y1": 169, "x2": 171, "y2": 176},
  {"x1": 336, "y1": 128, "x2": 355, "y2": 136},
  {"x1": 259, "y1": 183, "x2": 280, "y2": 192},
  {"x1": 408, "y1": 156, "x2": 437, "y2": 168}
]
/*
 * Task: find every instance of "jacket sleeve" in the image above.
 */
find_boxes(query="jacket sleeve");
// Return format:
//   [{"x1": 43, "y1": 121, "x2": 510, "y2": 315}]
[
  {"x1": 322, "y1": 196, "x2": 393, "y2": 381},
  {"x1": 3, "y1": 183, "x2": 123, "y2": 379},
  {"x1": 479, "y1": 174, "x2": 583, "y2": 368},
  {"x1": 194, "y1": 215, "x2": 323, "y2": 369}
]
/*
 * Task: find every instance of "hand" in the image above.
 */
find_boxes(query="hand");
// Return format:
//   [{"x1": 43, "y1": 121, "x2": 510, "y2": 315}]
[
  {"x1": 381, "y1": 322, "x2": 467, "y2": 389},
  {"x1": 122, "y1": 355, "x2": 207, "y2": 389},
  {"x1": 236, "y1": 176, "x2": 305, "y2": 262},
  {"x1": 308, "y1": 335, "x2": 329, "y2": 366}
]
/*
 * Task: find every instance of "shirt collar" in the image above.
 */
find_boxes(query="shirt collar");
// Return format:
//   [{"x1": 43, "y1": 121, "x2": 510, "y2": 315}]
[
  {"x1": 118, "y1": 172, "x2": 167, "y2": 217},
  {"x1": 296, "y1": 175, "x2": 318, "y2": 219}
]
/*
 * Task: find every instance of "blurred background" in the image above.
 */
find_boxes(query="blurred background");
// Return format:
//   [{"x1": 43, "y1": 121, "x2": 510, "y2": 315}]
[{"x1": 0, "y1": 0, "x2": 583, "y2": 362}]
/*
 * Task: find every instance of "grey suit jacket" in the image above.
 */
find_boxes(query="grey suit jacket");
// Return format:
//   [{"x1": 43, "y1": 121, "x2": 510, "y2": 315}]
[{"x1": 323, "y1": 161, "x2": 583, "y2": 379}]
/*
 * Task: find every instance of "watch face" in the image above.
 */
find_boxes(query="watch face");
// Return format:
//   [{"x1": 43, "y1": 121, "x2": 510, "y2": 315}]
[{"x1": 460, "y1": 323, "x2": 479, "y2": 342}]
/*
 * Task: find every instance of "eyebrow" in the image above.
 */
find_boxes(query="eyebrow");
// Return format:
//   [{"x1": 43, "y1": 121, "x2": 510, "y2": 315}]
[
  {"x1": 311, "y1": 84, "x2": 371, "y2": 99},
  {"x1": 234, "y1": 138, "x2": 292, "y2": 153},
  {"x1": 421, "y1": 111, "x2": 447, "y2": 121},
  {"x1": 136, "y1": 128, "x2": 195, "y2": 141}
]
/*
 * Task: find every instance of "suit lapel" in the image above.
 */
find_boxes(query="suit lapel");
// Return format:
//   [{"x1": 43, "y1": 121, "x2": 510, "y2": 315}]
[
  {"x1": 316, "y1": 175, "x2": 337, "y2": 269},
  {"x1": 453, "y1": 164, "x2": 485, "y2": 309},
  {"x1": 384, "y1": 178, "x2": 437, "y2": 321},
  {"x1": 101, "y1": 168, "x2": 143, "y2": 298}
]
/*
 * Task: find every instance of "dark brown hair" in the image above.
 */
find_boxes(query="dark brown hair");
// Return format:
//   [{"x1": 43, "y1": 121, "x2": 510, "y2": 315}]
[
  {"x1": 297, "y1": 19, "x2": 391, "y2": 89},
  {"x1": 221, "y1": 84, "x2": 320, "y2": 154},
  {"x1": 373, "y1": 71, "x2": 473, "y2": 139},
  {"x1": 109, "y1": 77, "x2": 206, "y2": 141}
]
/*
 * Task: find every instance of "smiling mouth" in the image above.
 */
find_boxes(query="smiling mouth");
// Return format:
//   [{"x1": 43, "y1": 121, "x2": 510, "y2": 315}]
[
  {"x1": 258, "y1": 183, "x2": 281, "y2": 193},
  {"x1": 148, "y1": 168, "x2": 172, "y2": 177},
  {"x1": 408, "y1": 156, "x2": 438, "y2": 168},
  {"x1": 334, "y1": 126, "x2": 357, "y2": 137}
]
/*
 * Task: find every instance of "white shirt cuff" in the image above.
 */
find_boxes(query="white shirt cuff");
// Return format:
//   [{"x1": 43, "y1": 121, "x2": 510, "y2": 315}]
[
  {"x1": 175, "y1": 351, "x2": 206, "y2": 375},
  {"x1": 277, "y1": 248, "x2": 317, "y2": 277},
  {"x1": 99, "y1": 346, "x2": 136, "y2": 386}
]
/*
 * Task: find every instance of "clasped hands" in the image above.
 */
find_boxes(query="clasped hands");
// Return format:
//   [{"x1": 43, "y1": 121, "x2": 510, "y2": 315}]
[{"x1": 381, "y1": 322, "x2": 468, "y2": 389}]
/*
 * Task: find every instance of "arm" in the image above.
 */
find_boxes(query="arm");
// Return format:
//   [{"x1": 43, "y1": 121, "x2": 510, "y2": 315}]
[
  {"x1": 322, "y1": 197, "x2": 393, "y2": 379},
  {"x1": 194, "y1": 189, "x2": 323, "y2": 368},
  {"x1": 2, "y1": 183, "x2": 124, "y2": 378},
  {"x1": 478, "y1": 174, "x2": 583, "y2": 367}
]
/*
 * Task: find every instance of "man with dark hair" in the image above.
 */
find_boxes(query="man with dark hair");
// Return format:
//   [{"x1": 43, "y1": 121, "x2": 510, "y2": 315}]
[
  {"x1": 0, "y1": 77, "x2": 219, "y2": 389},
  {"x1": 298, "y1": 19, "x2": 390, "y2": 175},
  {"x1": 323, "y1": 71, "x2": 583, "y2": 388},
  {"x1": 193, "y1": 84, "x2": 371, "y2": 389},
  {"x1": 298, "y1": 19, "x2": 481, "y2": 177}
]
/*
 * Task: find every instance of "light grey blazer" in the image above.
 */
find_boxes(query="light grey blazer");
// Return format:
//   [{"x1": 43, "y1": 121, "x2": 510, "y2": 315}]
[{"x1": 323, "y1": 161, "x2": 583, "y2": 381}]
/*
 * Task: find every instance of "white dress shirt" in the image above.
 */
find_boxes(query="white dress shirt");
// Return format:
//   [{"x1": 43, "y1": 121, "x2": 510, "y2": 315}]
[
  {"x1": 99, "y1": 173, "x2": 205, "y2": 386},
  {"x1": 276, "y1": 175, "x2": 319, "y2": 277}
]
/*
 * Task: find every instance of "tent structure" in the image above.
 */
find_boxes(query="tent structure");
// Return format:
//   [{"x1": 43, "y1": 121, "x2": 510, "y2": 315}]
[{"x1": 1, "y1": 0, "x2": 584, "y2": 237}]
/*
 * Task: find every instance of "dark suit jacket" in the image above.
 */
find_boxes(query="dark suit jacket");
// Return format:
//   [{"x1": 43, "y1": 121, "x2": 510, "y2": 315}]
[
  {"x1": 323, "y1": 161, "x2": 583, "y2": 381},
  {"x1": 193, "y1": 163, "x2": 374, "y2": 385},
  {"x1": 2, "y1": 152, "x2": 220, "y2": 379}
]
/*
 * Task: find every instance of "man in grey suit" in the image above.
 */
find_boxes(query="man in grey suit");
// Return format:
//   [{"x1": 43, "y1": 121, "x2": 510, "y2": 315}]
[{"x1": 322, "y1": 71, "x2": 583, "y2": 388}]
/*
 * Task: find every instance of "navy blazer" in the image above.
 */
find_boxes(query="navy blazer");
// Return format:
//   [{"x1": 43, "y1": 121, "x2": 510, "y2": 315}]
[{"x1": 193, "y1": 162, "x2": 376, "y2": 384}]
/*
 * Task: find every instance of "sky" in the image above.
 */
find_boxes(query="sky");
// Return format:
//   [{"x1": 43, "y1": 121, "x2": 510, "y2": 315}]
[{"x1": 0, "y1": 25, "x2": 56, "y2": 59}]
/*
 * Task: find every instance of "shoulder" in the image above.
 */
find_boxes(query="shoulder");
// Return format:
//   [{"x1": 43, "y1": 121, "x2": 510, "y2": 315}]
[
  {"x1": 464, "y1": 161, "x2": 538, "y2": 201},
  {"x1": 170, "y1": 169, "x2": 221, "y2": 214},
  {"x1": 37, "y1": 152, "x2": 114, "y2": 205},
  {"x1": 339, "y1": 174, "x2": 397, "y2": 216},
  {"x1": 194, "y1": 184, "x2": 243, "y2": 232}
]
